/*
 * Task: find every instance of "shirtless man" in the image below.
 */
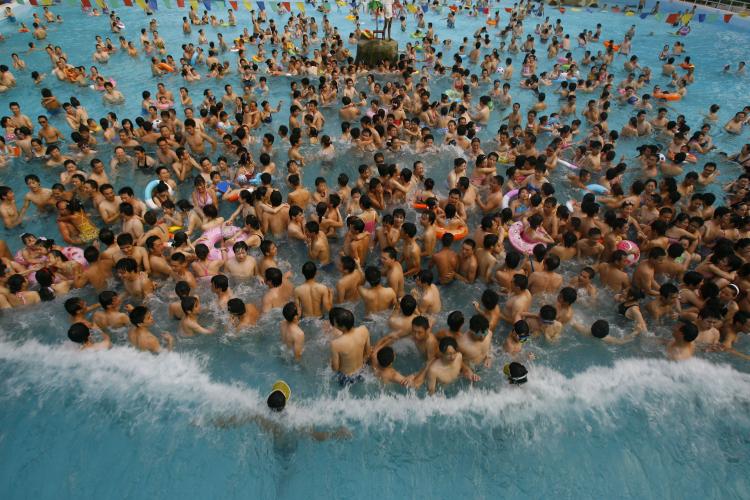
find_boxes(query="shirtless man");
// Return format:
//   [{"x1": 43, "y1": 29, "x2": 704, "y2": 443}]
[
  {"x1": 414, "y1": 269, "x2": 442, "y2": 315},
  {"x1": 401, "y1": 221, "x2": 422, "y2": 277},
  {"x1": 180, "y1": 296, "x2": 215, "y2": 336},
  {"x1": 280, "y1": 302, "x2": 305, "y2": 360},
  {"x1": 67, "y1": 323, "x2": 112, "y2": 351},
  {"x1": 0, "y1": 186, "x2": 22, "y2": 229},
  {"x1": 20, "y1": 175, "x2": 54, "y2": 217},
  {"x1": 503, "y1": 320, "x2": 533, "y2": 359},
  {"x1": 424, "y1": 337, "x2": 471, "y2": 395},
  {"x1": 128, "y1": 306, "x2": 174, "y2": 353},
  {"x1": 381, "y1": 246, "x2": 405, "y2": 297},
  {"x1": 528, "y1": 254, "x2": 564, "y2": 294},
  {"x1": 92, "y1": 290, "x2": 132, "y2": 331},
  {"x1": 305, "y1": 220, "x2": 331, "y2": 265},
  {"x1": 476, "y1": 234, "x2": 504, "y2": 283},
  {"x1": 261, "y1": 267, "x2": 294, "y2": 313},
  {"x1": 329, "y1": 307, "x2": 371, "y2": 386},
  {"x1": 666, "y1": 321, "x2": 699, "y2": 361},
  {"x1": 336, "y1": 256, "x2": 364, "y2": 304},
  {"x1": 387, "y1": 294, "x2": 419, "y2": 336},
  {"x1": 358, "y1": 265, "x2": 398, "y2": 315},
  {"x1": 116, "y1": 257, "x2": 154, "y2": 301},
  {"x1": 501, "y1": 274, "x2": 533, "y2": 324},
  {"x1": 210, "y1": 274, "x2": 233, "y2": 309},
  {"x1": 225, "y1": 241, "x2": 257, "y2": 278},
  {"x1": 227, "y1": 298, "x2": 260, "y2": 330},
  {"x1": 184, "y1": 118, "x2": 216, "y2": 154},
  {"x1": 429, "y1": 233, "x2": 458, "y2": 284},
  {"x1": 633, "y1": 247, "x2": 665, "y2": 296},
  {"x1": 74, "y1": 246, "x2": 113, "y2": 291},
  {"x1": 595, "y1": 250, "x2": 631, "y2": 293},
  {"x1": 456, "y1": 314, "x2": 493, "y2": 368},
  {"x1": 378, "y1": 315, "x2": 440, "y2": 361},
  {"x1": 522, "y1": 305, "x2": 564, "y2": 342},
  {"x1": 294, "y1": 261, "x2": 333, "y2": 317}
]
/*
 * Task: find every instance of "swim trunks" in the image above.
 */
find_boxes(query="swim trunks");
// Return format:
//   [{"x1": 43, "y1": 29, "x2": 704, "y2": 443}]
[{"x1": 335, "y1": 370, "x2": 364, "y2": 387}]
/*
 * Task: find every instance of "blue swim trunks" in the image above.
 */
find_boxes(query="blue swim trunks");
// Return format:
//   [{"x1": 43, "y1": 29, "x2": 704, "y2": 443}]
[{"x1": 335, "y1": 370, "x2": 364, "y2": 387}]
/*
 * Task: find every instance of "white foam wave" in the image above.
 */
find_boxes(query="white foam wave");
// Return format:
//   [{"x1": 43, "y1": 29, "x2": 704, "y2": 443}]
[{"x1": 1, "y1": 339, "x2": 749, "y2": 432}]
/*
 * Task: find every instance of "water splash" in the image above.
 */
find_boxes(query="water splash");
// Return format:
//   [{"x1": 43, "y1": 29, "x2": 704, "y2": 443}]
[{"x1": 1, "y1": 339, "x2": 749, "y2": 432}]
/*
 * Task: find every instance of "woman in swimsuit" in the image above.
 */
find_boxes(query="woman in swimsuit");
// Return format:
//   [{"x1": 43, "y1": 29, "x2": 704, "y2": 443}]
[{"x1": 616, "y1": 287, "x2": 647, "y2": 334}]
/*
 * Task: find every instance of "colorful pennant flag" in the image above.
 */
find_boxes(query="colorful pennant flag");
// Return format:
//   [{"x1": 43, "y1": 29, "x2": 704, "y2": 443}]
[
  {"x1": 681, "y1": 13, "x2": 692, "y2": 24},
  {"x1": 109, "y1": 0, "x2": 120, "y2": 7},
  {"x1": 407, "y1": 4, "x2": 417, "y2": 13},
  {"x1": 134, "y1": 0, "x2": 149, "y2": 9},
  {"x1": 653, "y1": 12, "x2": 661, "y2": 20},
  {"x1": 697, "y1": 13, "x2": 705, "y2": 22},
  {"x1": 123, "y1": 0, "x2": 133, "y2": 6},
  {"x1": 176, "y1": 0, "x2": 184, "y2": 7},
  {"x1": 243, "y1": 0, "x2": 253, "y2": 11},
  {"x1": 281, "y1": 2, "x2": 291, "y2": 12},
  {"x1": 707, "y1": 13, "x2": 718, "y2": 22},
  {"x1": 504, "y1": 7, "x2": 512, "y2": 12},
  {"x1": 665, "y1": 12, "x2": 679, "y2": 24},
  {"x1": 269, "y1": 1, "x2": 278, "y2": 12},
  {"x1": 296, "y1": 1, "x2": 304, "y2": 12},
  {"x1": 203, "y1": 0, "x2": 210, "y2": 10},
  {"x1": 724, "y1": 13, "x2": 733, "y2": 22},
  {"x1": 421, "y1": 4, "x2": 428, "y2": 13},
  {"x1": 229, "y1": 0, "x2": 237, "y2": 9},
  {"x1": 611, "y1": 6, "x2": 620, "y2": 12},
  {"x1": 161, "y1": 0, "x2": 171, "y2": 7},
  {"x1": 28, "y1": 0, "x2": 38, "y2": 5},
  {"x1": 639, "y1": 13, "x2": 648, "y2": 19},
  {"x1": 148, "y1": 0, "x2": 158, "y2": 10}
]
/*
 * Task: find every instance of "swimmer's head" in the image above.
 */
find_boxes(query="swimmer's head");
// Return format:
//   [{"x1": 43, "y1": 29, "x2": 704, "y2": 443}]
[
  {"x1": 68, "y1": 323, "x2": 91, "y2": 344},
  {"x1": 376, "y1": 346, "x2": 395, "y2": 368},
  {"x1": 513, "y1": 320, "x2": 530, "y2": 342},
  {"x1": 64, "y1": 297, "x2": 84, "y2": 316},
  {"x1": 676, "y1": 320, "x2": 699, "y2": 343},
  {"x1": 503, "y1": 362, "x2": 528, "y2": 385},
  {"x1": 282, "y1": 302, "x2": 298, "y2": 322},
  {"x1": 591, "y1": 319, "x2": 609, "y2": 339},
  {"x1": 539, "y1": 305, "x2": 557, "y2": 324},
  {"x1": 266, "y1": 380, "x2": 291, "y2": 412},
  {"x1": 469, "y1": 314, "x2": 490, "y2": 338}
]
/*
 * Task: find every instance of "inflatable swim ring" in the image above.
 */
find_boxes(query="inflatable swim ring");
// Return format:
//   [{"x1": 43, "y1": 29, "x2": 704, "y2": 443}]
[
  {"x1": 654, "y1": 91, "x2": 681, "y2": 101},
  {"x1": 558, "y1": 158, "x2": 579, "y2": 170},
  {"x1": 501, "y1": 188, "x2": 519, "y2": 209},
  {"x1": 603, "y1": 40, "x2": 620, "y2": 51},
  {"x1": 586, "y1": 184, "x2": 610, "y2": 194},
  {"x1": 616, "y1": 239, "x2": 640, "y2": 266},
  {"x1": 144, "y1": 179, "x2": 174, "y2": 210},
  {"x1": 194, "y1": 225, "x2": 241, "y2": 260},
  {"x1": 508, "y1": 221, "x2": 537, "y2": 255},
  {"x1": 435, "y1": 225, "x2": 469, "y2": 241},
  {"x1": 412, "y1": 202, "x2": 429, "y2": 211},
  {"x1": 252, "y1": 55, "x2": 263, "y2": 63},
  {"x1": 156, "y1": 63, "x2": 174, "y2": 72},
  {"x1": 680, "y1": 62, "x2": 694, "y2": 70}
]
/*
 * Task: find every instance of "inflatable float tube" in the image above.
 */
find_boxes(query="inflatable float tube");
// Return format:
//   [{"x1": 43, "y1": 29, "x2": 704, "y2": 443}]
[
  {"x1": 654, "y1": 91, "x2": 681, "y2": 101},
  {"x1": 435, "y1": 225, "x2": 469, "y2": 241},
  {"x1": 586, "y1": 184, "x2": 610, "y2": 194},
  {"x1": 558, "y1": 158, "x2": 579, "y2": 170},
  {"x1": 145, "y1": 179, "x2": 174, "y2": 209},
  {"x1": 194, "y1": 225, "x2": 241, "y2": 260},
  {"x1": 501, "y1": 188, "x2": 519, "y2": 209},
  {"x1": 616, "y1": 239, "x2": 640, "y2": 266},
  {"x1": 412, "y1": 201, "x2": 429, "y2": 211},
  {"x1": 603, "y1": 40, "x2": 620, "y2": 51},
  {"x1": 156, "y1": 63, "x2": 175, "y2": 72},
  {"x1": 565, "y1": 200, "x2": 576, "y2": 213},
  {"x1": 508, "y1": 221, "x2": 537, "y2": 255}
]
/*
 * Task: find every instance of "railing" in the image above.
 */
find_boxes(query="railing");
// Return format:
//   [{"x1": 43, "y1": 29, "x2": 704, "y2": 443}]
[{"x1": 684, "y1": 0, "x2": 750, "y2": 13}]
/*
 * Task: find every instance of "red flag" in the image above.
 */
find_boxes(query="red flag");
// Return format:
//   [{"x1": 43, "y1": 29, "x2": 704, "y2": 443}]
[
  {"x1": 611, "y1": 6, "x2": 620, "y2": 12},
  {"x1": 123, "y1": 0, "x2": 133, "y2": 5},
  {"x1": 665, "y1": 13, "x2": 679, "y2": 24},
  {"x1": 229, "y1": 0, "x2": 238, "y2": 8},
  {"x1": 28, "y1": 0, "x2": 38, "y2": 5},
  {"x1": 724, "y1": 13, "x2": 733, "y2": 23},
  {"x1": 177, "y1": 0, "x2": 184, "y2": 6},
  {"x1": 281, "y1": 1, "x2": 290, "y2": 11},
  {"x1": 81, "y1": 0, "x2": 91, "y2": 7},
  {"x1": 558, "y1": 7, "x2": 565, "y2": 13}
]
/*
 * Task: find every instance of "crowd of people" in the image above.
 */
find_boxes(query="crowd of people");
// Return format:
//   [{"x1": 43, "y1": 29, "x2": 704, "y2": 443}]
[{"x1": 0, "y1": 0, "x2": 749, "y2": 403}]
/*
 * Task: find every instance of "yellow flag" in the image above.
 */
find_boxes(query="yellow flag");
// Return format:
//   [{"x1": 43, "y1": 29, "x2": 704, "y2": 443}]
[
  {"x1": 135, "y1": 0, "x2": 149, "y2": 10},
  {"x1": 95, "y1": 0, "x2": 106, "y2": 8},
  {"x1": 296, "y1": 1, "x2": 305, "y2": 12},
  {"x1": 190, "y1": 0, "x2": 199, "y2": 9},
  {"x1": 406, "y1": 4, "x2": 417, "y2": 13},
  {"x1": 681, "y1": 13, "x2": 693, "y2": 24},
  {"x1": 243, "y1": 0, "x2": 253, "y2": 10}
]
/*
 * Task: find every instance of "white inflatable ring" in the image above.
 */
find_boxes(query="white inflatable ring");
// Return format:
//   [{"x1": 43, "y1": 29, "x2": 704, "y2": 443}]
[
  {"x1": 194, "y1": 225, "x2": 241, "y2": 260},
  {"x1": 501, "y1": 188, "x2": 519, "y2": 209},
  {"x1": 508, "y1": 221, "x2": 537, "y2": 255},
  {"x1": 145, "y1": 179, "x2": 174, "y2": 210}
]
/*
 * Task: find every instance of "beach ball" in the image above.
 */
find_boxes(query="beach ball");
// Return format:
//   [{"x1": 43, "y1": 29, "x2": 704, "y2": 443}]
[{"x1": 616, "y1": 240, "x2": 640, "y2": 266}]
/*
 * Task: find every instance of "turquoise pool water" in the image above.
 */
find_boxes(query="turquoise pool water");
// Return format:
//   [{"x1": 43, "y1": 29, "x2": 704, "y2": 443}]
[{"x1": 1, "y1": 2, "x2": 750, "y2": 498}]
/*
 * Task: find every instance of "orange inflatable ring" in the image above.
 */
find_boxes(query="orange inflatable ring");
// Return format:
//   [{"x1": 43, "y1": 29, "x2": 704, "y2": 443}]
[
  {"x1": 680, "y1": 63, "x2": 694, "y2": 70},
  {"x1": 487, "y1": 19, "x2": 497, "y2": 26},
  {"x1": 412, "y1": 201, "x2": 429, "y2": 210},
  {"x1": 603, "y1": 41, "x2": 620, "y2": 51},
  {"x1": 7, "y1": 145, "x2": 21, "y2": 157},
  {"x1": 65, "y1": 68, "x2": 79, "y2": 81},
  {"x1": 156, "y1": 63, "x2": 175, "y2": 72},
  {"x1": 435, "y1": 225, "x2": 469, "y2": 241},
  {"x1": 226, "y1": 192, "x2": 240, "y2": 202},
  {"x1": 668, "y1": 150, "x2": 697, "y2": 163},
  {"x1": 654, "y1": 91, "x2": 681, "y2": 101}
]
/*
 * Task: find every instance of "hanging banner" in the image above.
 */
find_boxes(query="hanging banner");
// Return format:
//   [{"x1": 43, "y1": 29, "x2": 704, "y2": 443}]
[
  {"x1": 724, "y1": 13, "x2": 733, "y2": 22},
  {"x1": 135, "y1": 0, "x2": 149, "y2": 9},
  {"x1": 203, "y1": 0, "x2": 210, "y2": 10},
  {"x1": 639, "y1": 13, "x2": 648, "y2": 19},
  {"x1": 281, "y1": 2, "x2": 291, "y2": 12},
  {"x1": 161, "y1": 0, "x2": 171, "y2": 7},
  {"x1": 697, "y1": 13, "x2": 705, "y2": 22},
  {"x1": 243, "y1": 0, "x2": 253, "y2": 11},
  {"x1": 681, "y1": 13, "x2": 692, "y2": 24},
  {"x1": 665, "y1": 12, "x2": 679, "y2": 24},
  {"x1": 80, "y1": 0, "x2": 91, "y2": 7},
  {"x1": 296, "y1": 1, "x2": 304, "y2": 12},
  {"x1": 229, "y1": 0, "x2": 237, "y2": 8},
  {"x1": 148, "y1": 0, "x2": 158, "y2": 10},
  {"x1": 707, "y1": 13, "x2": 718, "y2": 22}
]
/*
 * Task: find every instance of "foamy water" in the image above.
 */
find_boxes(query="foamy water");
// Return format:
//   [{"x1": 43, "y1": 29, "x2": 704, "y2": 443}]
[{"x1": 3, "y1": 339, "x2": 749, "y2": 434}]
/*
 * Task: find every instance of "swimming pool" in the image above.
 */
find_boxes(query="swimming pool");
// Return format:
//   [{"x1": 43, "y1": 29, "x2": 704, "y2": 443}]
[{"x1": 1, "y1": 1, "x2": 750, "y2": 498}]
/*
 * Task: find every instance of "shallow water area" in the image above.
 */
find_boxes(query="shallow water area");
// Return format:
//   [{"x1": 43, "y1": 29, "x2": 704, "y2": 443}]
[{"x1": 1, "y1": 1, "x2": 750, "y2": 499}]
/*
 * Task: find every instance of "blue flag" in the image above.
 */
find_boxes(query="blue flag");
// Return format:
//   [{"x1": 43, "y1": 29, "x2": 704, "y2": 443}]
[
  {"x1": 639, "y1": 13, "x2": 648, "y2": 19},
  {"x1": 148, "y1": 0, "x2": 157, "y2": 10},
  {"x1": 203, "y1": 0, "x2": 211, "y2": 9},
  {"x1": 698, "y1": 13, "x2": 706, "y2": 22}
]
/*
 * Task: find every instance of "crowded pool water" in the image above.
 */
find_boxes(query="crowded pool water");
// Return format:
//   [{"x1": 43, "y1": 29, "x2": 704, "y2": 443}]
[{"x1": 1, "y1": 1, "x2": 750, "y2": 498}]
